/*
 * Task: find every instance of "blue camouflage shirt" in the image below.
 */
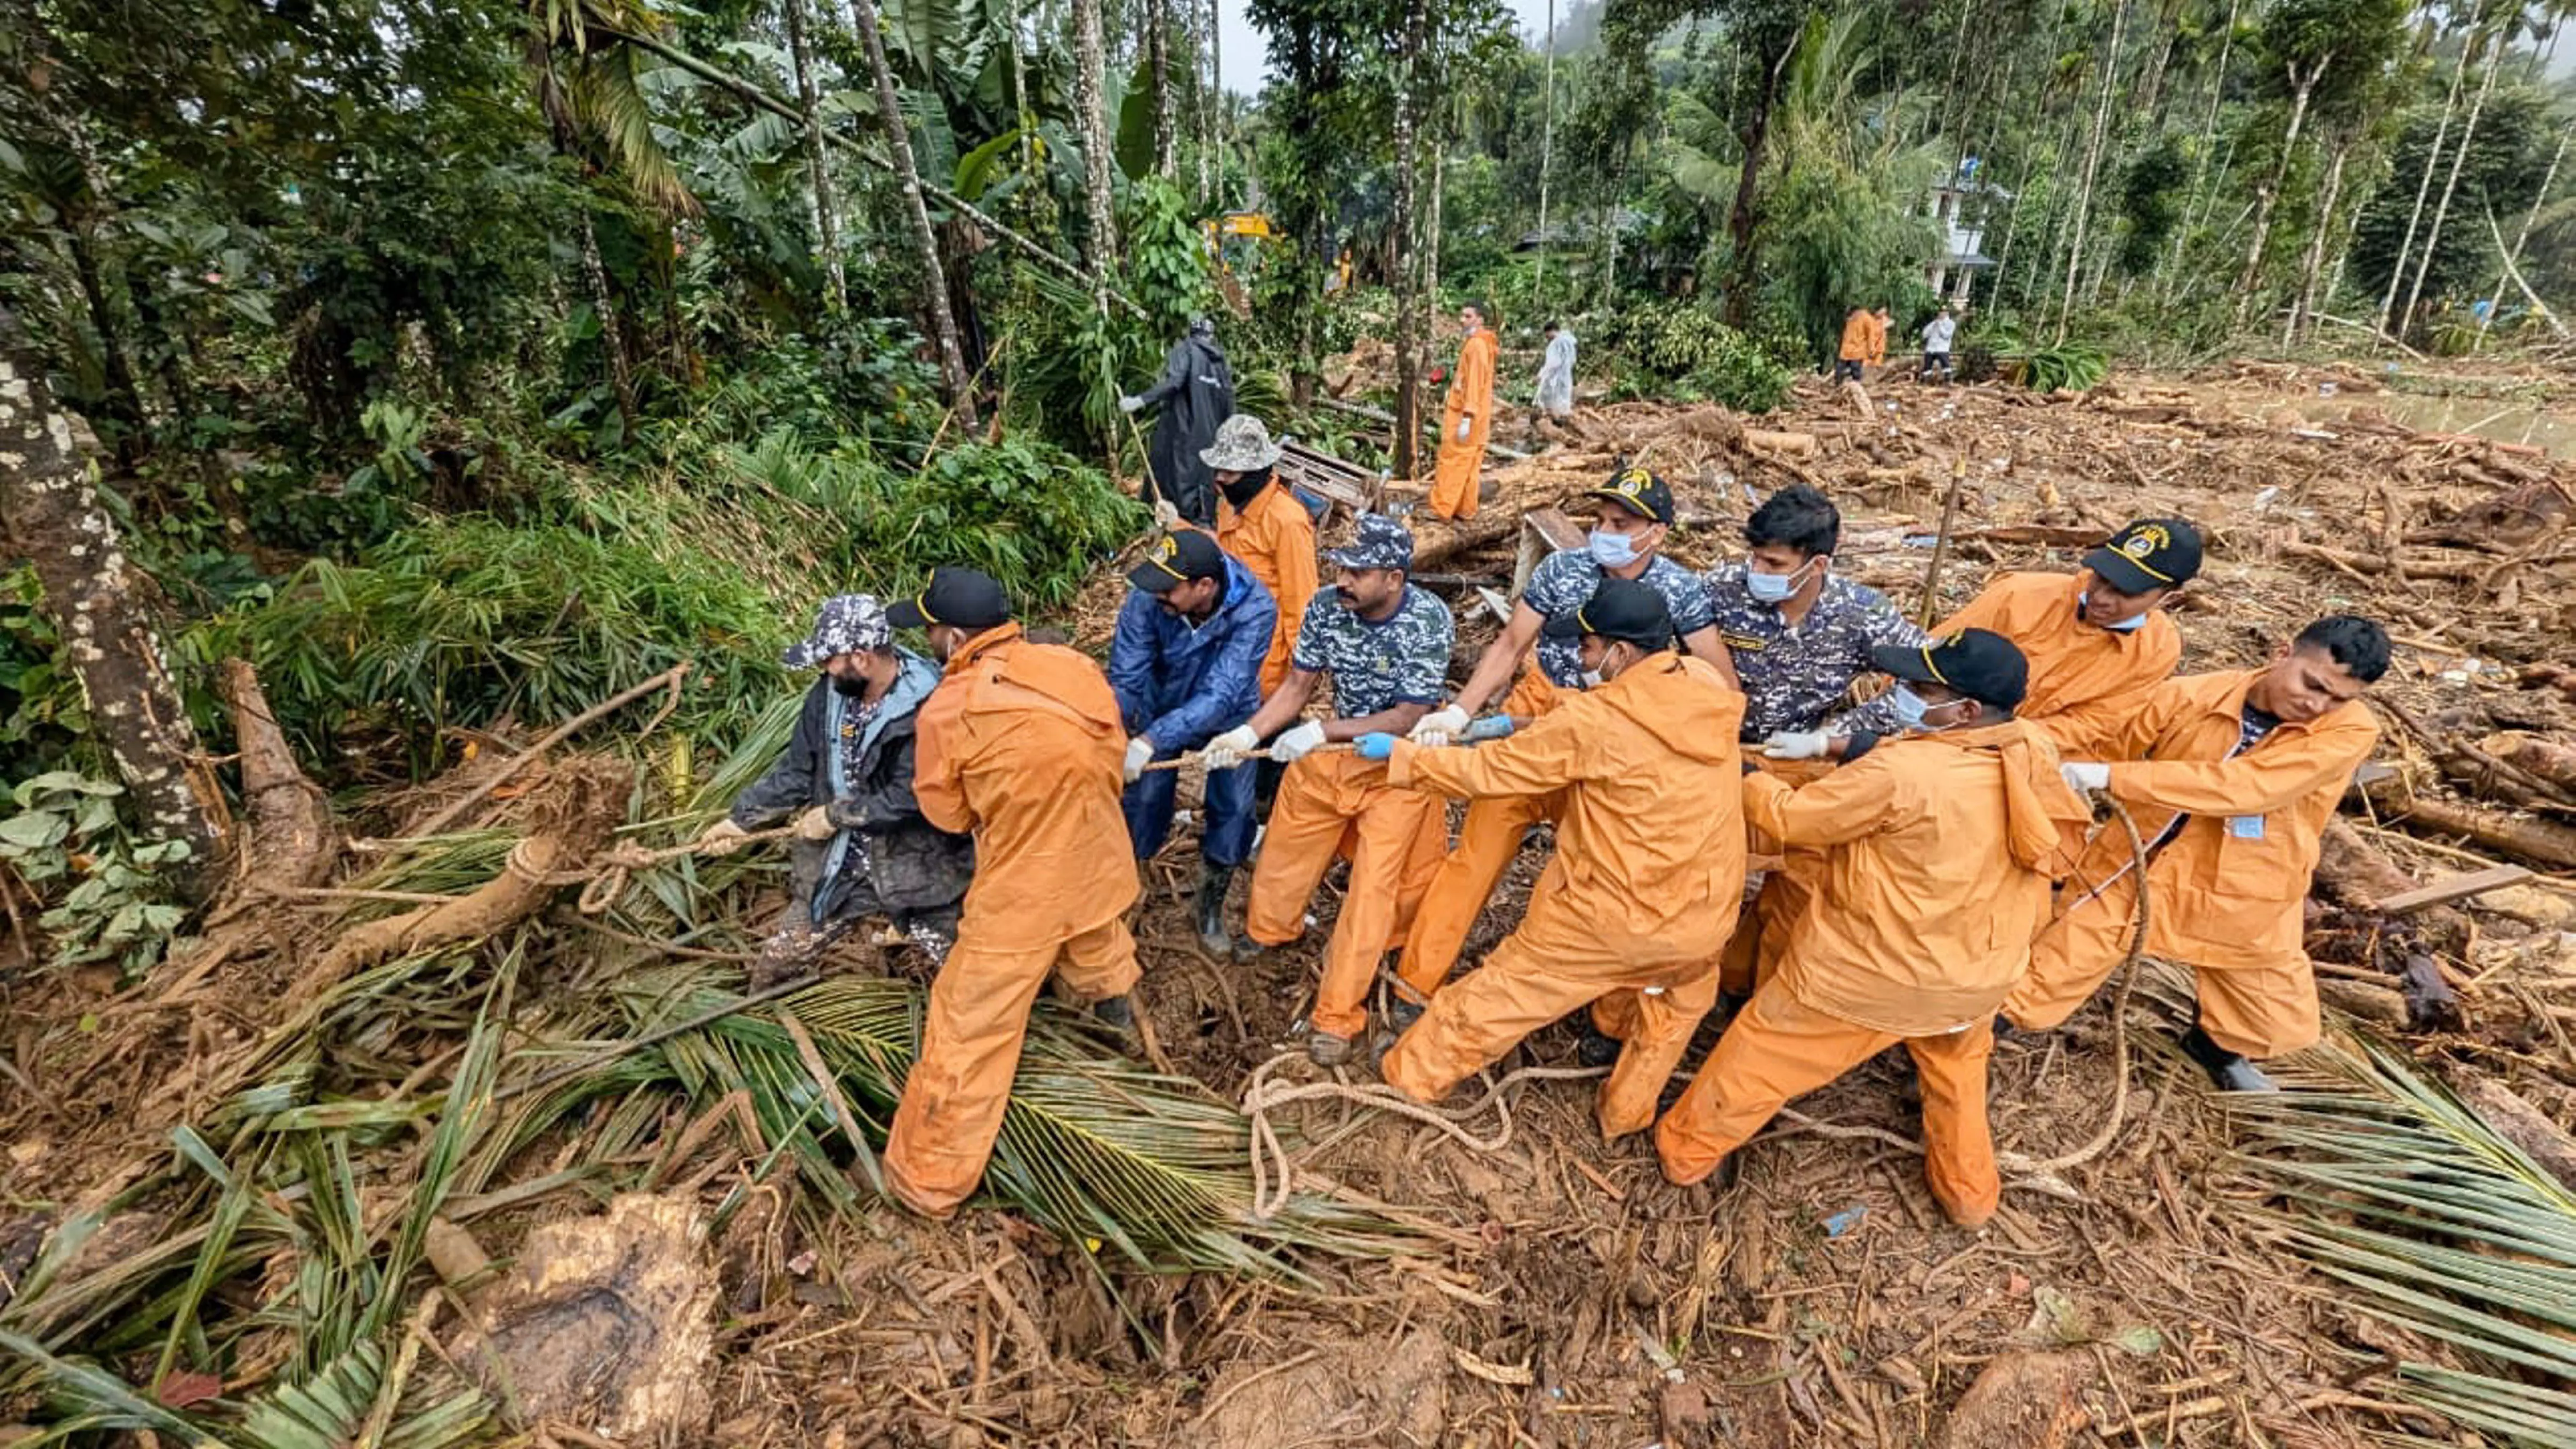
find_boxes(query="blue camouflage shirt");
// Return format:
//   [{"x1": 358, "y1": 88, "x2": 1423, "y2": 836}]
[
  {"x1": 1291, "y1": 583, "x2": 1455, "y2": 719},
  {"x1": 1522, "y1": 549, "x2": 1717, "y2": 688},
  {"x1": 1704, "y1": 562, "x2": 1928, "y2": 740}
]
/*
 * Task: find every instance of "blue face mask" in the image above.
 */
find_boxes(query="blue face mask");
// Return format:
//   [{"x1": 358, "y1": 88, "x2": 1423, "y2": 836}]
[
  {"x1": 1745, "y1": 559, "x2": 1813, "y2": 604},
  {"x1": 2079, "y1": 591, "x2": 2148, "y2": 633},
  {"x1": 1589, "y1": 529, "x2": 1641, "y2": 569},
  {"x1": 1888, "y1": 683, "x2": 1930, "y2": 731}
]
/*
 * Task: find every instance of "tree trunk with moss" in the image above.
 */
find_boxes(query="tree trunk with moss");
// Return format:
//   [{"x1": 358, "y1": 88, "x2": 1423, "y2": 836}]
[
  {"x1": 847, "y1": 0, "x2": 978, "y2": 422},
  {"x1": 0, "y1": 306, "x2": 226, "y2": 902},
  {"x1": 1072, "y1": 0, "x2": 1121, "y2": 276}
]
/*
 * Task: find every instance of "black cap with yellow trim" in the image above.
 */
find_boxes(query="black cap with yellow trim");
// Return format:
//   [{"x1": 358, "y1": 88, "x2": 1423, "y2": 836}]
[
  {"x1": 1583, "y1": 464, "x2": 1675, "y2": 525},
  {"x1": 2083, "y1": 517, "x2": 2203, "y2": 595},
  {"x1": 887, "y1": 567, "x2": 1013, "y2": 630},
  {"x1": 1868, "y1": 628, "x2": 2029, "y2": 711},
  {"x1": 1124, "y1": 529, "x2": 1228, "y2": 595},
  {"x1": 1540, "y1": 576, "x2": 1675, "y2": 648}
]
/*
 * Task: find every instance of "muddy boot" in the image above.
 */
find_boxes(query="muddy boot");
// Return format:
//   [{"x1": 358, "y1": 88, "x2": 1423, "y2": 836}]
[
  {"x1": 1193, "y1": 861, "x2": 1242, "y2": 958},
  {"x1": 1307, "y1": 1030, "x2": 1353, "y2": 1067},
  {"x1": 2179, "y1": 1023, "x2": 2276, "y2": 1092},
  {"x1": 1386, "y1": 995, "x2": 1426, "y2": 1034},
  {"x1": 1092, "y1": 994, "x2": 1137, "y2": 1034},
  {"x1": 1575, "y1": 1019, "x2": 1623, "y2": 1069}
]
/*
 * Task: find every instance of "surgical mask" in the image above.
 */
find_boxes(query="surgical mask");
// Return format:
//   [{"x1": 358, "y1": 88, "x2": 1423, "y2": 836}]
[
  {"x1": 1745, "y1": 560, "x2": 1812, "y2": 604},
  {"x1": 1588, "y1": 529, "x2": 1641, "y2": 569},
  {"x1": 1579, "y1": 669, "x2": 1605, "y2": 690},
  {"x1": 1888, "y1": 683, "x2": 1931, "y2": 732},
  {"x1": 2079, "y1": 592, "x2": 2148, "y2": 633}
]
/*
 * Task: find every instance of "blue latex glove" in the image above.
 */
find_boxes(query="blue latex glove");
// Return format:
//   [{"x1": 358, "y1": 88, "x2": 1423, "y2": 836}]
[
  {"x1": 1462, "y1": 715, "x2": 1517, "y2": 742},
  {"x1": 1355, "y1": 732, "x2": 1399, "y2": 761}
]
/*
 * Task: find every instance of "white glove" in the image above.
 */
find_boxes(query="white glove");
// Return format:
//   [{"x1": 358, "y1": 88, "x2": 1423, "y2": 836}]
[
  {"x1": 696, "y1": 818, "x2": 751, "y2": 856},
  {"x1": 1202, "y1": 724, "x2": 1261, "y2": 771},
  {"x1": 1118, "y1": 394, "x2": 1144, "y2": 414},
  {"x1": 1455, "y1": 416, "x2": 1473, "y2": 442},
  {"x1": 1123, "y1": 736, "x2": 1155, "y2": 784},
  {"x1": 1410, "y1": 705, "x2": 1471, "y2": 749},
  {"x1": 1270, "y1": 720, "x2": 1328, "y2": 763},
  {"x1": 1760, "y1": 730, "x2": 1831, "y2": 762},
  {"x1": 2061, "y1": 762, "x2": 2112, "y2": 794},
  {"x1": 792, "y1": 806, "x2": 839, "y2": 841}
]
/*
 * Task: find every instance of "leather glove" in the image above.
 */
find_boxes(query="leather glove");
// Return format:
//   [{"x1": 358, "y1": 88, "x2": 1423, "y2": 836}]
[
  {"x1": 791, "y1": 806, "x2": 838, "y2": 841},
  {"x1": 696, "y1": 818, "x2": 751, "y2": 856},
  {"x1": 1455, "y1": 416, "x2": 1473, "y2": 442},
  {"x1": 1761, "y1": 730, "x2": 1831, "y2": 761},
  {"x1": 2061, "y1": 762, "x2": 2111, "y2": 794},
  {"x1": 1356, "y1": 733, "x2": 1398, "y2": 762},
  {"x1": 1410, "y1": 705, "x2": 1471, "y2": 748},
  {"x1": 1270, "y1": 719, "x2": 1327, "y2": 763},
  {"x1": 1118, "y1": 394, "x2": 1145, "y2": 414},
  {"x1": 1202, "y1": 724, "x2": 1261, "y2": 771},
  {"x1": 1123, "y1": 736, "x2": 1155, "y2": 784},
  {"x1": 1462, "y1": 715, "x2": 1517, "y2": 742}
]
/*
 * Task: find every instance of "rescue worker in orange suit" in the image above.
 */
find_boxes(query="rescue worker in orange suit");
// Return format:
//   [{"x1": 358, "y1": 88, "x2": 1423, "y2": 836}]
[
  {"x1": 1430, "y1": 301, "x2": 1499, "y2": 520},
  {"x1": 1206, "y1": 413, "x2": 1320, "y2": 815},
  {"x1": 1202, "y1": 514, "x2": 1455, "y2": 1065},
  {"x1": 1364, "y1": 579, "x2": 1747, "y2": 1138},
  {"x1": 2003, "y1": 615, "x2": 2392, "y2": 1093},
  {"x1": 1834, "y1": 306, "x2": 1874, "y2": 383},
  {"x1": 1395, "y1": 468, "x2": 1739, "y2": 1048},
  {"x1": 1779, "y1": 517, "x2": 2201, "y2": 765},
  {"x1": 882, "y1": 568, "x2": 1145, "y2": 1218},
  {"x1": 1656, "y1": 630, "x2": 2091, "y2": 1227}
]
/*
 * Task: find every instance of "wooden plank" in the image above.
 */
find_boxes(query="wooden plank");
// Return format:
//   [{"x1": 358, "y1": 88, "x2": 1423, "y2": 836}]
[
  {"x1": 1512, "y1": 507, "x2": 1586, "y2": 599},
  {"x1": 2375, "y1": 865, "x2": 2533, "y2": 916}
]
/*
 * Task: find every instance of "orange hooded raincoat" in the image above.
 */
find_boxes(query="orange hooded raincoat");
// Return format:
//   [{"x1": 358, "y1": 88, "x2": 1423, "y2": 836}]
[
  {"x1": 1381, "y1": 656, "x2": 1747, "y2": 1138},
  {"x1": 2004, "y1": 668, "x2": 2380, "y2": 1058},
  {"x1": 1216, "y1": 482, "x2": 1320, "y2": 695},
  {"x1": 1430, "y1": 327, "x2": 1498, "y2": 520},
  {"x1": 885, "y1": 623, "x2": 1143, "y2": 1217},
  {"x1": 1937, "y1": 572, "x2": 2182, "y2": 758},
  {"x1": 1657, "y1": 720, "x2": 2088, "y2": 1226}
]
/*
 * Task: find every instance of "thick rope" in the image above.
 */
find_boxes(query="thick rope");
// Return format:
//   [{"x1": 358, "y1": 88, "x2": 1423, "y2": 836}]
[{"x1": 505, "y1": 824, "x2": 800, "y2": 915}]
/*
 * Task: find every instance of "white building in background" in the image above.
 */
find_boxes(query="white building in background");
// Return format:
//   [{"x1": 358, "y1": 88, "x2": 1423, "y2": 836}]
[{"x1": 1927, "y1": 166, "x2": 2010, "y2": 305}]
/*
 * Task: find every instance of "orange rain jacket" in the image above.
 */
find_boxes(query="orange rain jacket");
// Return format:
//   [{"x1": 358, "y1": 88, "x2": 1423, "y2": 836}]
[
  {"x1": 1392, "y1": 655, "x2": 1747, "y2": 964},
  {"x1": 2071, "y1": 668, "x2": 2379, "y2": 971},
  {"x1": 1936, "y1": 572, "x2": 2182, "y2": 758},
  {"x1": 1216, "y1": 483, "x2": 1320, "y2": 696},
  {"x1": 1837, "y1": 312, "x2": 1876, "y2": 363},
  {"x1": 1430, "y1": 328, "x2": 1499, "y2": 519},
  {"x1": 911, "y1": 622, "x2": 1140, "y2": 942},
  {"x1": 1741, "y1": 720, "x2": 2089, "y2": 1035}
]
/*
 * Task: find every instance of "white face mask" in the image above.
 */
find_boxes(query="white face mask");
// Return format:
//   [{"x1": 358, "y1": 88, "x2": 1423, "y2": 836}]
[
  {"x1": 1745, "y1": 558, "x2": 1815, "y2": 605},
  {"x1": 1588, "y1": 529, "x2": 1642, "y2": 569},
  {"x1": 1579, "y1": 669, "x2": 1605, "y2": 690},
  {"x1": 1891, "y1": 683, "x2": 1969, "y2": 734},
  {"x1": 2079, "y1": 591, "x2": 2148, "y2": 633}
]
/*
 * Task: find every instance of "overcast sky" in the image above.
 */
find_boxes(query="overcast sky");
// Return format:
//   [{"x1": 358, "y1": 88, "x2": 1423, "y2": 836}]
[{"x1": 1214, "y1": 0, "x2": 1562, "y2": 96}]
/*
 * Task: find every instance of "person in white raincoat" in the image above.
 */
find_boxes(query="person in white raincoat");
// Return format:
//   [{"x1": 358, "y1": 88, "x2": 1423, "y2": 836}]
[{"x1": 1535, "y1": 323, "x2": 1577, "y2": 420}]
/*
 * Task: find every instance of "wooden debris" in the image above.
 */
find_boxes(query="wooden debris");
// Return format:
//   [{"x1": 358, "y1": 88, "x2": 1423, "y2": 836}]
[
  {"x1": 2452, "y1": 1077, "x2": 2576, "y2": 1194},
  {"x1": 2369, "y1": 789, "x2": 2576, "y2": 872},
  {"x1": 2374, "y1": 865, "x2": 2533, "y2": 916},
  {"x1": 1744, "y1": 428, "x2": 1819, "y2": 457}
]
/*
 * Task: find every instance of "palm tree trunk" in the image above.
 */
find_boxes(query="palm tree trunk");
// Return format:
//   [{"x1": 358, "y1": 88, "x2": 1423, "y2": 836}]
[
  {"x1": 1072, "y1": 0, "x2": 1120, "y2": 276},
  {"x1": 2402, "y1": 29, "x2": 2505, "y2": 341},
  {"x1": 1147, "y1": 0, "x2": 1175, "y2": 179},
  {"x1": 2057, "y1": 0, "x2": 2128, "y2": 341},
  {"x1": 2476, "y1": 113, "x2": 2570, "y2": 351},
  {"x1": 1721, "y1": 38, "x2": 1797, "y2": 327},
  {"x1": 846, "y1": 0, "x2": 979, "y2": 421},
  {"x1": 1206, "y1": 0, "x2": 1224, "y2": 206},
  {"x1": 2164, "y1": 0, "x2": 2241, "y2": 298},
  {"x1": 576, "y1": 211, "x2": 640, "y2": 429},
  {"x1": 2233, "y1": 57, "x2": 2323, "y2": 329},
  {"x1": 0, "y1": 306, "x2": 226, "y2": 902},
  {"x1": 2287, "y1": 135, "x2": 2351, "y2": 345},
  {"x1": 1534, "y1": 0, "x2": 1555, "y2": 302},
  {"x1": 1391, "y1": 0, "x2": 1427, "y2": 480},
  {"x1": 1426, "y1": 133, "x2": 1446, "y2": 305},
  {"x1": 784, "y1": 0, "x2": 847, "y2": 310},
  {"x1": 2375, "y1": 30, "x2": 2473, "y2": 339}
]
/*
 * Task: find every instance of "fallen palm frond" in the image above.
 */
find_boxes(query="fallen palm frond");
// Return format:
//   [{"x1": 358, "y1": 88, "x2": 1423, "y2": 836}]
[{"x1": 2231, "y1": 1042, "x2": 2576, "y2": 1447}]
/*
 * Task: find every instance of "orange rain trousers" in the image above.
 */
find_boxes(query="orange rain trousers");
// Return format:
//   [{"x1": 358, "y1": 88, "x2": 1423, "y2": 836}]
[
  {"x1": 1716, "y1": 756, "x2": 1835, "y2": 996},
  {"x1": 1655, "y1": 979, "x2": 1999, "y2": 1227},
  {"x1": 1394, "y1": 669, "x2": 1567, "y2": 1003},
  {"x1": 1245, "y1": 750, "x2": 1446, "y2": 1040},
  {"x1": 1430, "y1": 330, "x2": 1498, "y2": 520},
  {"x1": 884, "y1": 918, "x2": 1141, "y2": 1217},
  {"x1": 2005, "y1": 870, "x2": 2321, "y2": 1058}
]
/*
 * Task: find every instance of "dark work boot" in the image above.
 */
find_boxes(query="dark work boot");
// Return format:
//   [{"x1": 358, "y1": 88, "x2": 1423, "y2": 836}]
[
  {"x1": 1092, "y1": 994, "x2": 1137, "y2": 1033},
  {"x1": 1576, "y1": 1019, "x2": 1623, "y2": 1069},
  {"x1": 2179, "y1": 1023, "x2": 2277, "y2": 1093},
  {"x1": 1387, "y1": 996, "x2": 1427, "y2": 1034},
  {"x1": 1194, "y1": 861, "x2": 1240, "y2": 958}
]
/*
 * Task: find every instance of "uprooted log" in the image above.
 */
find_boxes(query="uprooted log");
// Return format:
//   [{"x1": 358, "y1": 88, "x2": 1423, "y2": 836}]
[
  {"x1": 2450, "y1": 1077, "x2": 2576, "y2": 1195},
  {"x1": 2481, "y1": 731, "x2": 2576, "y2": 803},
  {"x1": 2278, "y1": 541, "x2": 2493, "y2": 583},
  {"x1": 2363, "y1": 786, "x2": 2576, "y2": 873},
  {"x1": 301, "y1": 758, "x2": 629, "y2": 992},
  {"x1": 215, "y1": 660, "x2": 336, "y2": 904}
]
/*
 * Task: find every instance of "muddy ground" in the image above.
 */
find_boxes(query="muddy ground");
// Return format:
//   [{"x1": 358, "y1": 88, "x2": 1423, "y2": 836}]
[{"x1": 8, "y1": 358, "x2": 2576, "y2": 1447}]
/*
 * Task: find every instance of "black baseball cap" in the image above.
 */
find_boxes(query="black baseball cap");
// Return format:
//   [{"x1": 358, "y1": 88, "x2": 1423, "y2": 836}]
[
  {"x1": 1584, "y1": 465, "x2": 1675, "y2": 525},
  {"x1": 887, "y1": 567, "x2": 1013, "y2": 630},
  {"x1": 1870, "y1": 628, "x2": 2029, "y2": 711},
  {"x1": 1125, "y1": 529, "x2": 1228, "y2": 594},
  {"x1": 1541, "y1": 577, "x2": 1674, "y2": 649},
  {"x1": 2084, "y1": 517, "x2": 2203, "y2": 595}
]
